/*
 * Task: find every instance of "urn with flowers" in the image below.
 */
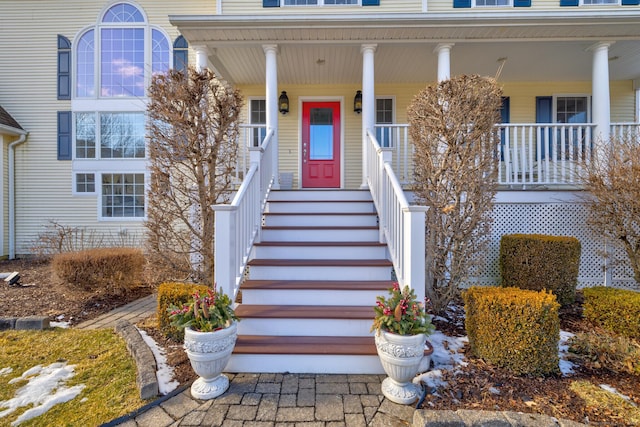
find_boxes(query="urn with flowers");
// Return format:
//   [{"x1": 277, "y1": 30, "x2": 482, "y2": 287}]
[
  {"x1": 169, "y1": 286, "x2": 239, "y2": 399},
  {"x1": 371, "y1": 282, "x2": 434, "y2": 404}
]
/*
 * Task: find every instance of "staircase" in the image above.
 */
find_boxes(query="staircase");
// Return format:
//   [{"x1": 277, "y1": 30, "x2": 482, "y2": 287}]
[{"x1": 227, "y1": 190, "x2": 392, "y2": 374}]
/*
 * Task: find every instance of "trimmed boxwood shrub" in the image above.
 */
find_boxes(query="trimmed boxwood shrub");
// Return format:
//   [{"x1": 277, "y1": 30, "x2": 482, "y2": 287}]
[
  {"x1": 52, "y1": 247, "x2": 144, "y2": 294},
  {"x1": 499, "y1": 234, "x2": 581, "y2": 305},
  {"x1": 583, "y1": 286, "x2": 640, "y2": 340},
  {"x1": 157, "y1": 282, "x2": 209, "y2": 340},
  {"x1": 463, "y1": 286, "x2": 560, "y2": 376}
]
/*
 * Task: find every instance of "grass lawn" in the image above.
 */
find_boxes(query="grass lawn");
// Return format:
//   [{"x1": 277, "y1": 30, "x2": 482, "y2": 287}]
[{"x1": 0, "y1": 328, "x2": 145, "y2": 427}]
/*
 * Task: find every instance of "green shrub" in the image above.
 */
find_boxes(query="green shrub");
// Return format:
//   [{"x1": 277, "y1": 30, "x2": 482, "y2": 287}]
[
  {"x1": 52, "y1": 247, "x2": 144, "y2": 294},
  {"x1": 157, "y1": 282, "x2": 209, "y2": 340},
  {"x1": 499, "y1": 234, "x2": 581, "y2": 305},
  {"x1": 463, "y1": 286, "x2": 560, "y2": 376},
  {"x1": 583, "y1": 287, "x2": 640, "y2": 340},
  {"x1": 568, "y1": 330, "x2": 640, "y2": 376}
]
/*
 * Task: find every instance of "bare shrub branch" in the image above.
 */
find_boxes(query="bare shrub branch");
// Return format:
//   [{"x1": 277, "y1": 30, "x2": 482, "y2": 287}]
[
  {"x1": 580, "y1": 134, "x2": 640, "y2": 284},
  {"x1": 146, "y1": 66, "x2": 242, "y2": 285},
  {"x1": 408, "y1": 75, "x2": 502, "y2": 314}
]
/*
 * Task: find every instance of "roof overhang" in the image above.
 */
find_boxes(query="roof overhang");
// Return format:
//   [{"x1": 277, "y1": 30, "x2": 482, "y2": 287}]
[{"x1": 170, "y1": 11, "x2": 640, "y2": 85}]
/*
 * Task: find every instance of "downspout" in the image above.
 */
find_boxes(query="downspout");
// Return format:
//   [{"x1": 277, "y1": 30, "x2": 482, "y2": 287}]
[{"x1": 8, "y1": 133, "x2": 27, "y2": 259}]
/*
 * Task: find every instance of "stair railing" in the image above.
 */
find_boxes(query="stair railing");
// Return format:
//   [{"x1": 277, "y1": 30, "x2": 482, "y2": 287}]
[
  {"x1": 366, "y1": 130, "x2": 427, "y2": 302},
  {"x1": 213, "y1": 129, "x2": 275, "y2": 301}
]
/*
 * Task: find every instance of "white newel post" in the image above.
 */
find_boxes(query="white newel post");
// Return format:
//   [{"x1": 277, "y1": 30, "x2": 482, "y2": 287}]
[
  {"x1": 264, "y1": 44, "x2": 280, "y2": 189},
  {"x1": 361, "y1": 44, "x2": 377, "y2": 189},
  {"x1": 434, "y1": 43, "x2": 454, "y2": 83},
  {"x1": 213, "y1": 206, "x2": 236, "y2": 299},
  {"x1": 590, "y1": 42, "x2": 612, "y2": 146},
  {"x1": 194, "y1": 46, "x2": 209, "y2": 72},
  {"x1": 404, "y1": 206, "x2": 427, "y2": 302}
]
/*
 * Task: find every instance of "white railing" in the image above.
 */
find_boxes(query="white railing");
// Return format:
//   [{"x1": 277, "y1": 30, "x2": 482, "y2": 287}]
[
  {"x1": 377, "y1": 123, "x2": 597, "y2": 187},
  {"x1": 611, "y1": 122, "x2": 640, "y2": 139},
  {"x1": 213, "y1": 129, "x2": 274, "y2": 301},
  {"x1": 497, "y1": 123, "x2": 595, "y2": 187},
  {"x1": 366, "y1": 130, "x2": 426, "y2": 301},
  {"x1": 373, "y1": 124, "x2": 412, "y2": 185},
  {"x1": 235, "y1": 124, "x2": 267, "y2": 183}
]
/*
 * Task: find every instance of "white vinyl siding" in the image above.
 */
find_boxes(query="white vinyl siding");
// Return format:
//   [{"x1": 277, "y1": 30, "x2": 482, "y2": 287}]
[{"x1": 0, "y1": 0, "x2": 211, "y2": 254}]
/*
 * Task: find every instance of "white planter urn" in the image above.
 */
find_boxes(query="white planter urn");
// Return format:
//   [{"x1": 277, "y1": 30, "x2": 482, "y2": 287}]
[
  {"x1": 375, "y1": 329, "x2": 431, "y2": 404},
  {"x1": 184, "y1": 321, "x2": 238, "y2": 399}
]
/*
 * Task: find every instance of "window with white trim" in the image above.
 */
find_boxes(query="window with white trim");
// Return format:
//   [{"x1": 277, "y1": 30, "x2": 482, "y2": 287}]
[
  {"x1": 582, "y1": 0, "x2": 617, "y2": 4},
  {"x1": 250, "y1": 99, "x2": 267, "y2": 147},
  {"x1": 375, "y1": 97, "x2": 395, "y2": 148},
  {"x1": 555, "y1": 96, "x2": 589, "y2": 123},
  {"x1": 75, "y1": 112, "x2": 145, "y2": 159},
  {"x1": 474, "y1": 0, "x2": 510, "y2": 5},
  {"x1": 75, "y1": 173, "x2": 96, "y2": 194},
  {"x1": 102, "y1": 173, "x2": 145, "y2": 218},
  {"x1": 284, "y1": 0, "x2": 358, "y2": 4}
]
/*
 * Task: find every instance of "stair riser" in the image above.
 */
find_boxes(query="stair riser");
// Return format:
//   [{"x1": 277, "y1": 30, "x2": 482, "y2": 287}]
[
  {"x1": 248, "y1": 265, "x2": 392, "y2": 281},
  {"x1": 242, "y1": 289, "x2": 383, "y2": 306},
  {"x1": 261, "y1": 229, "x2": 379, "y2": 242},
  {"x1": 263, "y1": 215, "x2": 378, "y2": 227},
  {"x1": 268, "y1": 190, "x2": 373, "y2": 202},
  {"x1": 266, "y1": 202, "x2": 375, "y2": 214},
  {"x1": 252, "y1": 246, "x2": 387, "y2": 260},
  {"x1": 237, "y1": 318, "x2": 373, "y2": 337},
  {"x1": 227, "y1": 354, "x2": 384, "y2": 374}
]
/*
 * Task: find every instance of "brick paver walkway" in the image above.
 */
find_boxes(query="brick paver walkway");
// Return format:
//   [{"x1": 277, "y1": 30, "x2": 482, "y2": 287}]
[{"x1": 114, "y1": 373, "x2": 413, "y2": 427}]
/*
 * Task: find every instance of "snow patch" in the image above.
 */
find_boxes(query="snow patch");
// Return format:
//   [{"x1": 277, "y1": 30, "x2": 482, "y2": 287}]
[
  {"x1": 0, "y1": 362, "x2": 85, "y2": 426},
  {"x1": 559, "y1": 330, "x2": 576, "y2": 376},
  {"x1": 136, "y1": 328, "x2": 179, "y2": 395},
  {"x1": 50, "y1": 322, "x2": 70, "y2": 329},
  {"x1": 0, "y1": 368, "x2": 13, "y2": 377},
  {"x1": 600, "y1": 384, "x2": 636, "y2": 406}
]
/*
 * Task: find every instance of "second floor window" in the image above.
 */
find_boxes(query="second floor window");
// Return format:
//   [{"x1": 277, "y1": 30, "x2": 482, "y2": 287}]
[
  {"x1": 284, "y1": 0, "x2": 358, "y2": 4},
  {"x1": 75, "y1": 2, "x2": 169, "y2": 98},
  {"x1": 76, "y1": 112, "x2": 146, "y2": 159}
]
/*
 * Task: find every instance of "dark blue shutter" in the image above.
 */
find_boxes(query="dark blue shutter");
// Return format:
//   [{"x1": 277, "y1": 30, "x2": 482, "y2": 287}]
[
  {"x1": 362, "y1": 0, "x2": 380, "y2": 5},
  {"x1": 536, "y1": 97, "x2": 553, "y2": 160},
  {"x1": 560, "y1": 0, "x2": 578, "y2": 6},
  {"x1": 514, "y1": 0, "x2": 531, "y2": 6},
  {"x1": 57, "y1": 111, "x2": 72, "y2": 160},
  {"x1": 263, "y1": 0, "x2": 279, "y2": 7},
  {"x1": 453, "y1": 0, "x2": 471, "y2": 8},
  {"x1": 622, "y1": 0, "x2": 639, "y2": 5},
  {"x1": 57, "y1": 36, "x2": 71, "y2": 100}
]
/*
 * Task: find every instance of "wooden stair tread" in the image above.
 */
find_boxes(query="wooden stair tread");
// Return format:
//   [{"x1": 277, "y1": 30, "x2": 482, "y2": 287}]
[
  {"x1": 242, "y1": 280, "x2": 392, "y2": 290},
  {"x1": 264, "y1": 212, "x2": 377, "y2": 216},
  {"x1": 235, "y1": 305, "x2": 373, "y2": 319},
  {"x1": 261, "y1": 226, "x2": 378, "y2": 230},
  {"x1": 234, "y1": 335, "x2": 377, "y2": 355},
  {"x1": 247, "y1": 259, "x2": 392, "y2": 267},
  {"x1": 254, "y1": 241, "x2": 385, "y2": 247}
]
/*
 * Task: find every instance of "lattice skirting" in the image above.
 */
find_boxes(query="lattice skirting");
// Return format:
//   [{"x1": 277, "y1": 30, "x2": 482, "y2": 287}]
[{"x1": 468, "y1": 191, "x2": 639, "y2": 291}]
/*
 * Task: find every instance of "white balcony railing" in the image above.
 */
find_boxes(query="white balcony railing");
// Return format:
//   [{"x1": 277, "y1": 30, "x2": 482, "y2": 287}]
[
  {"x1": 214, "y1": 129, "x2": 274, "y2": 301},
  {"x1": 375, "y1": 123, "x2": 599, "y2": 187},
  {"x1": 367, "y1": 130, "x2": 426, "y2": 301},
  {"x1": 611, "y1": 122, "x2": 640, "y2": 139}
]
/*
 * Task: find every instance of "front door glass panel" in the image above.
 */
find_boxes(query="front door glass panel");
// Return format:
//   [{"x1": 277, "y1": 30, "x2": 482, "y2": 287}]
[{"x1": 309, "y1": 108, "x2": 333, "y2": 160}]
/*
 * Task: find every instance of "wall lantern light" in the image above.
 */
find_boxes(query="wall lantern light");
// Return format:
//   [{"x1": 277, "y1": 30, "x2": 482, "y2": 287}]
[
  {"x1": 354, "y1": 90, "x2": 363, "y2": 114},
  {"x1": 279, "y1": 91, "x2": 290, "y2": 115}
]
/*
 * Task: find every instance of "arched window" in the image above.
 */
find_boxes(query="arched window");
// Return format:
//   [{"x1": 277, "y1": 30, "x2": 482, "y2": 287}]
[
  {"x1": 75, "y1": 2, "x2": 170, "y2": 98},
  {"x1": 173, "y1": 35, "x2": 189, "y2": 73}
]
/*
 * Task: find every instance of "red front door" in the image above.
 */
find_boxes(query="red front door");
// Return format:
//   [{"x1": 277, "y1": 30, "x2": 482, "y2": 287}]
[{"x1": 302, "y1": 101, "x2": 341, "y2": 188}]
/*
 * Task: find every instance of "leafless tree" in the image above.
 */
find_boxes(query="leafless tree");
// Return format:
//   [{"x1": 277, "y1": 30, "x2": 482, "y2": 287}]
[
  {"x1": 581, "y1": 134, "x2": 640, "y2": 284},
  {"x1": 408, "y1": 75, "x2": 503, "y2": 314},
  {"x1": 146, "y1": 67, "x2": 242, "y2": 285}
]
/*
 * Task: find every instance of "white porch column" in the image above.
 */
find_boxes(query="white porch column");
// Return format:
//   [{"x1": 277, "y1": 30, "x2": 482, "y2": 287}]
[
  {"x1": 434, "y1": 43, "x2": 454, "y2": 82},
  {"x1": 194, "y1": 46, "x2": 209, "y2": 72},
  {"x1": 264, "y1": 44, "x2": 280, "y2": 189},
  {"x1": 590, "y1": 41, "x2": 613, "y2": 143},
  {"x1": 361, "y1": 44, "x2": 377, "y2": 189}
]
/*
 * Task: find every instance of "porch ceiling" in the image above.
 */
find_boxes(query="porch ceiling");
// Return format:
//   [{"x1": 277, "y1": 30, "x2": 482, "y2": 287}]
[{"x1": 170, "y1": 12, "x2": 640, "y2": 85}]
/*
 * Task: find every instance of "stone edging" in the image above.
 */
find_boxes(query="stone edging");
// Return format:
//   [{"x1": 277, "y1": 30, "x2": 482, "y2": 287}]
[
  {"x1": 114, "y1": 319, "x2": 159, "y2": 400},
  {"x1": 0, "y1": 316, "x2": 50, "y2": 330},
  {"x1": 414, "y1": 408, "x2": 587, "y2": 427}
]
